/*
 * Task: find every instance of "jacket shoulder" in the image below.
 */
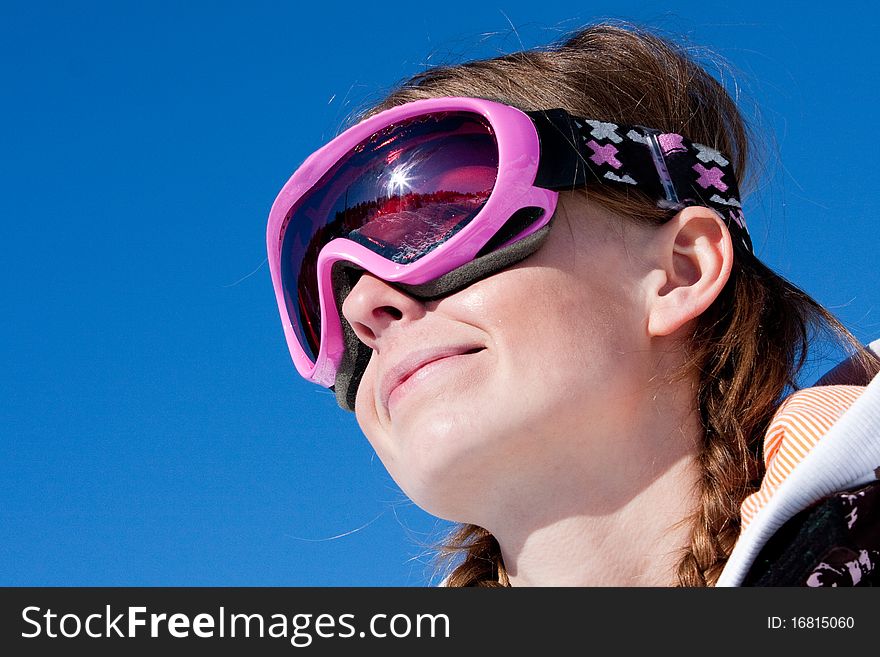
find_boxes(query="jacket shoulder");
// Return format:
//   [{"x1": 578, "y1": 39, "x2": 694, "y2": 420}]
[{"x1": 742, "y1": 479, "x2": 880, "y2": 586}]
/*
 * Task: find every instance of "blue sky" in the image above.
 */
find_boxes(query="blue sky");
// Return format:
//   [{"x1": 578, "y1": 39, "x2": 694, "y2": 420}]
[{"x1": 1, "y1": 1, "x2": 878, "y2": 586}]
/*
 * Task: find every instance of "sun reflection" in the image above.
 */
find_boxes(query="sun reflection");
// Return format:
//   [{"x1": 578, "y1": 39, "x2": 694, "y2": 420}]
[{"x1": 386, "y1": 164, "x2": 414, "y2": 196}]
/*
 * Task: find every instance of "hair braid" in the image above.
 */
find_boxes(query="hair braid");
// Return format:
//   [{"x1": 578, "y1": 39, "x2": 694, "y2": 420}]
[{"x1": 436, "y1": 525, "x2": 509, "y2": 587}]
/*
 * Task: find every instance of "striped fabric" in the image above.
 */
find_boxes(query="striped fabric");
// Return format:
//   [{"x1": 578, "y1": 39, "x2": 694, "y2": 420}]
[{"x1": 740, "y1": 385, "x2": 867, "y2": 531}]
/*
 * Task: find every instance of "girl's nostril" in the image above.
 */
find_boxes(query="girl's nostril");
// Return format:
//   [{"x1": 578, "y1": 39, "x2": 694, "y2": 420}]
[
  {"x1": 379, "y1": 306, "x2": 403, "y2": 320},
  {"x1": 354, "y1": 322, "x2": 376, "y2": 342}
]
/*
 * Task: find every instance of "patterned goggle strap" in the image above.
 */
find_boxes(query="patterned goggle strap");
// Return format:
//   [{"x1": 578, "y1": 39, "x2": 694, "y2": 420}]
[{"x1": 527, "y1": 108, "x2": 753, "y2": 253}]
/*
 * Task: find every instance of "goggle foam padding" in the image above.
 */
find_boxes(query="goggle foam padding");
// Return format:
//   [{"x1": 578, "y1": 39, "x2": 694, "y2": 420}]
[{"x1": 331, "y1": 221, "x2": 553, "y2": 411}]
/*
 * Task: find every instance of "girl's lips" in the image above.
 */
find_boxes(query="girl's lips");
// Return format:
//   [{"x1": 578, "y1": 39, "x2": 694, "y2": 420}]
[{"x1": 381, "y1": 345, "x2": 486, "y2": 414}]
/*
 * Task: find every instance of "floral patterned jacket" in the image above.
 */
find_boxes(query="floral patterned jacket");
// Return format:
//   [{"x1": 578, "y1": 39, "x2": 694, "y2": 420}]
[{"x1": 742, "y1": 479, "x2": 880, "y2": 586}]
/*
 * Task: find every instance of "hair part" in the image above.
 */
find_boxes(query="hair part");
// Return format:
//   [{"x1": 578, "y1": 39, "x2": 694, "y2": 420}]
[{"x1": 361, "y1": 21, "x2": 880, "y2": 587}]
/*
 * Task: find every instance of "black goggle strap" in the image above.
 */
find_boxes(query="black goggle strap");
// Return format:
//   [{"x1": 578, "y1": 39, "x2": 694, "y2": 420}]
[{"x1": 526, "y1": 109, "x2": 753, "y2": 253}]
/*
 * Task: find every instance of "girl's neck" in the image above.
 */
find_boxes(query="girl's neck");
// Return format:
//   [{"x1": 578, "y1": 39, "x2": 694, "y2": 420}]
[
  {"x1": 496, "y1": 451, "x2": 701, "y2": 586},
  {"x1": 488, "y1": 386, "x2": 704, "y2": 587}
]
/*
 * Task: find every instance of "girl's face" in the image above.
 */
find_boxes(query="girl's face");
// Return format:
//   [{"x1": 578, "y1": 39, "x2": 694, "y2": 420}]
[{"x1": 342, "y1": 194, "x2": 661, "y2": 523}]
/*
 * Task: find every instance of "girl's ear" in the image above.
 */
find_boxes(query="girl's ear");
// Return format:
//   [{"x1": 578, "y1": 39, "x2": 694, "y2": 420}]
[{"x1": 646, "y1": 206, "x2": 734, "y2": 338}]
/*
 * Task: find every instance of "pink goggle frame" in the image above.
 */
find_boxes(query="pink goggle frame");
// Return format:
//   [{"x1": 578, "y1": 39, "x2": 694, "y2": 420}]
[{"x1": 267, "y1": 97, "x2": 557, "y2": 387}]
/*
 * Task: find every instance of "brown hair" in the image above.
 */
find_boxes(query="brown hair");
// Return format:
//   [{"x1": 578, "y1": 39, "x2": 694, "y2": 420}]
[{"x1": 357, "y1": 22, "x2": 880, "y2": 586}]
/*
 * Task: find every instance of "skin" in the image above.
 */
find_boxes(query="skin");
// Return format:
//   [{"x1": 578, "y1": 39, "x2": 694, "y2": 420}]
[{"x1": 341, "y1": 193, "x2": 734, "y2": 586}]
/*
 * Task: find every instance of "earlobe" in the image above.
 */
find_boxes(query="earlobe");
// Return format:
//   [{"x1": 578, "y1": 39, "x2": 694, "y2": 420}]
[{"x1": 646, "y1": 207, "x2": 734, "y2": 338}]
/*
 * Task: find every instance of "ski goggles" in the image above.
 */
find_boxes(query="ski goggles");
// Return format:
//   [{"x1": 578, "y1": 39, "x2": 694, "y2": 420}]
[{"x1": 266, "y1": 96, "x2": 752, "y2": 410}]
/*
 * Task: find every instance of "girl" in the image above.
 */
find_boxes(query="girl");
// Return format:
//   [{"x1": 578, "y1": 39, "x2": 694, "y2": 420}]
[{"x1": 266, "y1": 23, "x2": 880, "y2": 586}]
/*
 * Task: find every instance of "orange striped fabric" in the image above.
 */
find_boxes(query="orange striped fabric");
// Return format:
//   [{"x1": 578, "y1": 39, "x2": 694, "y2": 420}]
[{"x1": 740, "y1": 385, "x2": 866, "y2": 531}]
